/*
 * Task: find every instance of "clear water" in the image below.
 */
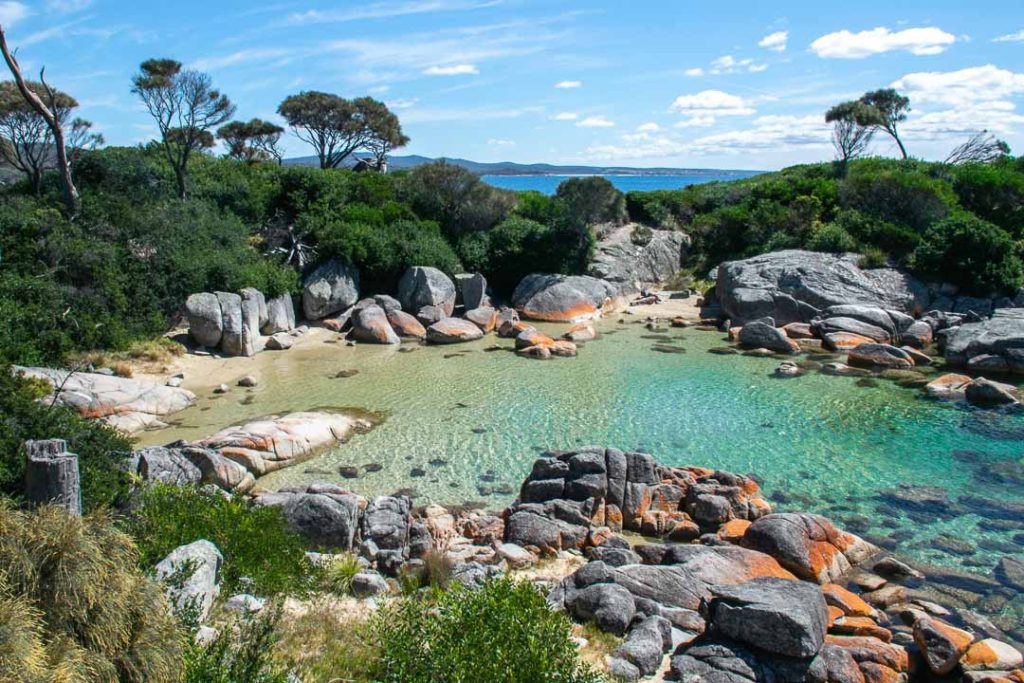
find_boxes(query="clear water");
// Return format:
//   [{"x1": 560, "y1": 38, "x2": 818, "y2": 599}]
[
  {"x1": 480, "y1": 173, "x2": 760, "y2": 195},
  {"x1": 139, "y1": 320, "x2": 1024, "y2": 577}
]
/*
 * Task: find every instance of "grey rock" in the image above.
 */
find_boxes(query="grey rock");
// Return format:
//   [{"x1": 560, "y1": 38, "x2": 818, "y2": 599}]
[
  {"x1": 512, "y1": 273, "x2": 618, "y2": 322},
  {"x1": 567, "y1": 582, "x2": 637, "y2": 636},
  {"x1": 737, "y1": 321, "x2": 798, "y2": 354},
  {"x1": 257, "y1": 492, "x2": 364, "y2": 549},
  {"x1": 132, "y1": 446, "x2": 202, "y2": 486},
  {"x1": 454, "y1": 273, "x2": 488, "y2": 309},
  {"x1": 224, "y1": 593, "x2": 265, "y2": 613},
  {"x1": 416, "y1": 304, "x2": 448, "y2": 326},
  {"x1": 946, "y1": 308, "x2": 1024, "y2": 373},
  {"x1": 350, "y1": 304, "x2": 401, "y2": 345},
  {"x1": 303, "y1": 260, "x2": 360, "y2": 320},
  {"x1": 588, "y1": 224, "x2": 689, "y2": 294},
  {"x1": 614, "y1": 615, "x2": 673, "y2": 676},
  {"x1": 361, "y1": 496, "x2": 411, "y2": 574},
  {"x1": 995, "y1": 556, "x2": 1024, "y2": 592},
  {"x1": 398, "y1": 266, "x2": 457, "y2": 316},
  {"x1": 266, "y1": 332, "x2": 294, "y2": 350},
  {"x1": 820, "y1": 305, "x2": 899, "y2": 336},
  {"x1": 813, "y1": 316, "x2": 892, "y2": 343},
  {"x1": 670, "y1": 639, "x2": 771, "y2": 683},
  {"x1": 425, "y1": 317, "x2": 484, "y2": 344},
  {"x1": 155, "y1": 539, "x2": 223, "y2": 623},
  {"x1": 186, "y1": 292, "x2": 223, "y2": 348},
  {"x1": 239, "y1": 291, "x2": 261, "y2": 356},
  {"x1": 450, "y1": 561, "x2": 503, "y2": 588},
  {"x1": 216, "y1": 291, "x2": 244, "y2": 355},
  {"x1": 351, "y1": 571, "x2": 389, "y2": 597},
  {"x1": 263, "y1": 294, "x2": 295, "y2": 334},
  {"x1": 965, "y1": 377, "x2": 1019, "y2": 406},
  {"x1": 902, "y1": 320, "x2": 934, "y2": 348},
  {"x1": 373, "y1": 294, "x2": 402, "y2": 313},
  {"x1": 954, "y1": 296, "x2": 994, "y2": 317},
  {"x1": 703, "y1": 577, "x2": 828, "y2": 658},
  {"x1": 716, "y1": 250, "x2": 930, "y2": 325}
]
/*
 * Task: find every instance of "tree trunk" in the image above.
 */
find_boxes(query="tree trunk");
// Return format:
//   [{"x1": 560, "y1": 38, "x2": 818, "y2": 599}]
[
  {"x1": 895, "y1": 136, "x2": 908, "y2": 160},
  {"x1": 24, "y1": 439, "x2": 82, "y2": 516},
  {"x1": 174, "y1": 163, "x2": 188, "y2": 199},
  {"x1": 0, "y1": 26, "x2": 81, "y2": 216}
]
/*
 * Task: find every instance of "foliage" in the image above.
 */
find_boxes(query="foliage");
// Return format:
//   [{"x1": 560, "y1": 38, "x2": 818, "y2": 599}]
[
  {"x1": 274, "y1": 603, "x2": 378, "y2": 682},
  {"x1": 555, "y1": 176, "x2": 626, "y2": 227},
  {"x1": 319, "y1": 553, "x2": 362, "y2": 596},
  {"x1": 951, "y1": 160, "x2": 1024, "y2": 236},
  {"x1": 945, "y1": 130, "x2": 1011, "y2": 165},
  {"x1": 0, "y1": 503, "x2": 183, "y2": 682},
  {"x1": 399, "y1": 160, "x2": 516, "y2": 237},
  {"x1": 278, "y1": 91, "x2": 407, "y2": 169},
  {"x1": 912, "y1": 213, "x2": 1023, "y2": 295},
  {"x1": 217, "y1": 118, "x2": 284, "y2": 164},
  {"x1": 370, "y1": 577, "x2": 604, "y2": 683},
  {"x1": 123, "y1": 484, "x2": 315, "y2": 595},
  {"x1": 825, "y1": 100, "x2": 876, "y2": 166},
  {"x1": 131, "y1": 59, "x2": 235, "y2": 198},
  {"x1": 182, "y1": 604, "x2": 289, "y2": 683},
  {"x1": 0, "y1": 366, "x2": 132, "y2": 510}
]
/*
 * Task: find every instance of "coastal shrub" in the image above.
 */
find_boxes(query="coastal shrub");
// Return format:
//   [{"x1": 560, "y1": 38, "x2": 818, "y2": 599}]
[
  {"x1": 370, "y1": 577, "x2": 603, "y2": 683},
  {"x1": 555, "y1": 176, "x2": 627, "y2": 227},
  {"x1": 0, "y1": 366, "x2": 132, "y2": 510},
  {"x1": 806, "y1": 221, "x2": 857, "y2": 253},
  {"x1": 839, "y1": 161, "x2": 956, "y2": 234},
  {"x1": 123, "y1": 484, "x2": 314, "y2": 595},
  {"x1": 319, "y1": 553, "x2": 362, "y2": 596},
  {"x1": 630, "y1": 224, "x2": 653, "y2": 246},
  {"x1": 912, "y1": 213, "x2": 1024, "y2": 295},
  {"x1": 513, "y1": 189, "x2": 559, "y2": 224},
  {"x1": 399, "y1": 161, "x2": 516, "y2": 237},
  {"x1": 274, "y1": 604, "x2": 378, "y2": 681},
  {"x1": 182, "y1": 604, "x2": 288, "y2": 683},
  {"x1": 951, "y1": 161, "x2": 1024, "y2": 236},
  {"x1": 0, "y1": 503, "x2": 184, "y2": 682}
]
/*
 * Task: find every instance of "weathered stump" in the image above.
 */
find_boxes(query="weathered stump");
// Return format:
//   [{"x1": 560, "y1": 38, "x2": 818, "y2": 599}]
[{"x1": 24, "y1": 439, "x2": 82, "y2": 516}]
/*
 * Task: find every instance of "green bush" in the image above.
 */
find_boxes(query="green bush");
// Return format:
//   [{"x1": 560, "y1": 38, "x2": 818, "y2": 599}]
[
  {"x1": 912, "y1": 213, "x2": 1023, "y2": 295},
  {"x1": 399, "y1": 161, "x2": 516, "y2": 237},
  {"x1": 370, "y1": 577, "x2": 603, "y2": 683},
  {"x1": 839, "y1": 160, "x2": 956, "y2": 234},
  {"x1": 555, "y1": 176, "x2": 626, "y2": 227},
  {"x1": 807, "y1": 222, "x2": 857, "y2": 253},
  {"x1": 0, "y1": 503, "x2": 184, "y2": 682},
  {"x1": 123, "y1": 484, "x2": 315, "y2": 595},
  {"x1": 952, "y1": 161, "x2": 1024, "y2": 237},
  {"x1": 182, "y1": 604, "x2": 288, "y2": 683},
  {"x1": 0, "y1": 366, "x2": 132, "y2": 510}
]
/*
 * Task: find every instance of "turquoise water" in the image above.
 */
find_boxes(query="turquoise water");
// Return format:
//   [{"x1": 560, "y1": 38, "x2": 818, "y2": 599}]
[
  {"x1": 481, "y1": 172, "x2": 760, "y2": 194},
  {"x1": 143, "y1": 319, "x2": 1024, "y2": 580}
]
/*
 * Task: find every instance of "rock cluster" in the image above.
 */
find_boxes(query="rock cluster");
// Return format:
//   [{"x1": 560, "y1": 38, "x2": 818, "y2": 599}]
[
  {"x1": 587, "y1": 224, "x2": 689, "y2": 294},
  {"x1": 945, "y1": 308, "x2": 1024, "y2": 374},
  {"x1": 14, "y1": 366, "x2": 195, "y2": 434},
  {"x1": 186, "y1": 289, "x2": 295, "y2": 356}
]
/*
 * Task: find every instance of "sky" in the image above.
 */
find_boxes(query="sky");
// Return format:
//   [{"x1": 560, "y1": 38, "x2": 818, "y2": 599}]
[{"x1": 1, "y1": 0, "x2": 1023, "y2": 170}]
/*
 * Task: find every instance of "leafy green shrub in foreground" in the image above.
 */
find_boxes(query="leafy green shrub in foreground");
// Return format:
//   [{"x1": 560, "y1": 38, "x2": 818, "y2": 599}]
[
  {"x1": 0, "y1": 366, "x2": 132, "y2": 510},
  {"x1": 0, "y1": 503, "x2": 183, "y2": 682},
  {"x1": 182, "y1": 604, "x2": 289, "y2": 683},
  {"x1": 370, "y1": 577, "x2": 604, "y2": 683},
  {"x1": 912, "y1": 213, "x2": 1024, "y2": 296},
  {"x1": 124, "y1": 484, "x2": 314, "y2": 595}
]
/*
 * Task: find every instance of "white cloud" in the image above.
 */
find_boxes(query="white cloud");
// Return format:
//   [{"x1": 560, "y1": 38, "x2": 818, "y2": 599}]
[
  {"x1": 810, "y1": 26, "x2": 956, "y2": 58},
  {"x1": 286, "y1": 1, "x2": 500, "y2": 25},
  {"x1": 555, "y1": 80, "x2": 581, "y2": 88},
  {"x1": 487, "y1": 138, "x2": 516, "y2": 146},
  {"x1": 671, "y1": 90, "x2": 755, "y2": 116},
  {"x1": 637, "y1": 122, "x2": 660, "y2": 132},
  {"x1": 0, "y1": 1, "x2": 29, "y2": 25},
  {"x1": 387, "y1": 97, "x2": 419, "y2": 109},
  {"x1": 551, "y1": 112, "x2": 578, "y2": 121},
  {"x1": 993, "y1": 29, "x2": 1024, "y2": 43},
  {"x1": 684, "y1": 67, "x2": 704, "y2": 77},
  {"x1": 576, "y1": 115, "x2": 615, "y2": 128},
  {"x1": 45, "y1": 0, "x2": 91, "y2": 12},
  {"x1": 891, "y1": 64, "x2": 1024, "y2": 105},
  {"x1": 192, "y1": 48, "x2": 292, "y2": 71},
  {"x1": 709, "y1": 55, "x2": 767, "y2": 74},
  {"x1": 758, "y1": 30, "x2": 788, "y2": 52},
  {"x1": 673, "y1": 116, "x2": 715, "y2": 128},
  {"x1": 423, "y1": 63, "x2": 479, "y2": 75}
]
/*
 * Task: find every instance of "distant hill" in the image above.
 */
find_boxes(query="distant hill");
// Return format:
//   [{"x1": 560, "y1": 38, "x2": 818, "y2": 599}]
[{"x1": 284, "y1": 154, "x2": 754, "y2": 177}]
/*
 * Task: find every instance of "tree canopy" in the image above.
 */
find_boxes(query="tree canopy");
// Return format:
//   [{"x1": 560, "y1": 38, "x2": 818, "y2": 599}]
[
  {"x1": 277, "y1": 91, "x2": 407, "y2": 169},
  {"x1": 217, "y1": 118, "x2": 284, "y2": 164},
  {"x1": 131, "y1": 58, "x2": 235, "y2": 198}
]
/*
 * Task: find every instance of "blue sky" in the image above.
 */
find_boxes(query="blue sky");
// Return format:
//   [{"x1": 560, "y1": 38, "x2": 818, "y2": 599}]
[{"x1": 2, "y1": 0, "x2": 1023, "y2": 170}]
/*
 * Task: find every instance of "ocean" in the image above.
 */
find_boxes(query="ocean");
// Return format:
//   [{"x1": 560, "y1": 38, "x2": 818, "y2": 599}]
[{"x1": 480, "y1": 172, "x2": 761, "y2": 194}]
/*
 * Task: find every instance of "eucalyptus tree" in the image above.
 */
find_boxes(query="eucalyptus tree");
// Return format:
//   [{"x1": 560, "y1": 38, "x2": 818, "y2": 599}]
[
  {"x1": 825, "y1": 100, "x2": 875, "y2": 169},
  {"x1": 217, "y1": 118, "x2": 284, "y2": 164},
  {"x1": 131, "y1": 58, "x2": 235, "y2": 198}
]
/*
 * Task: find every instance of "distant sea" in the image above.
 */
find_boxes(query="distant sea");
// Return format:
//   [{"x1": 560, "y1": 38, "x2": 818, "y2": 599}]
[{"x1": 481, "y1": 172, "x2": 761, "y2": 194}]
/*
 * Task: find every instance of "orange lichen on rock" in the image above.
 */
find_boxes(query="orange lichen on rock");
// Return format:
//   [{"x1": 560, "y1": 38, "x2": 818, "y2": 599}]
[
  {"x1": 831, "y1": 616, "x2": 892, "y2": 643},
  {"x1": 823, "y1": 583, "x2": 876, "y2": 618},
  {"x1": 718, "y1": 519, "x2": 751, "y2": 543}
]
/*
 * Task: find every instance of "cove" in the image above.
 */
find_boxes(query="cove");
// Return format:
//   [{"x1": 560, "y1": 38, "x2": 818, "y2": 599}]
[{"x1": 138, "y1": 318, "x2": 1024, "y2": 574}]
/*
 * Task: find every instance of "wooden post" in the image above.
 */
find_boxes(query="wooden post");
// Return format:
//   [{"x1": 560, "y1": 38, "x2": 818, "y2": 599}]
[{"x1": 24, "y1": 439, "x2": 82, "y2": 516}]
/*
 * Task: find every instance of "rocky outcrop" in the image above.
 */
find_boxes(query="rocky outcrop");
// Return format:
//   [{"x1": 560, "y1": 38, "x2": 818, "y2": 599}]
[
  {"x1": 350, "y1": 304, "x2": 401, "y2": 345},
  {"x1": 464, "y1": 306, "x2": 498, "y2": 333},
  {"x1": 187, "y1": 288, "x2": 293, "y2": 356},
  {"x1": 192, "y1": 411, "x2": 376, "y2": 477},
  {"x1": 512, "y1": 273, "x2": 619, "y2": 322},
  {"x1": 386, "y1": 310, "x2": 427, "y2": 339},
  {"x1": 716, "y1": 250, "x2": 930, "y2": 325},
  {"x1": 588, "y1": 224, "x2": 689, "y2": 293},
  {"x1": 945, "y1": 308, "x2": 1024, "y2": 374},
  {"x1": 302, "y1": 260, "x2": 360, "y2": 320},
  {"x1": 127, "y1": 443, "x2": 255, "y2": 493},
  {"x1": 262, "y1": 294, "x2": 296, "y2": 335},
  {"x1": 737, "y1": 320, "x2": 799, "y2": 354},
  {"x1": 15, "y1": 367, "x2": 195, "y2": 433},
  {"x1": 186, "y1": 292, "x2": 224, "y2": 348},
  {"x1": 398, "y1": 266, "x2": 457, "y2": 316}
]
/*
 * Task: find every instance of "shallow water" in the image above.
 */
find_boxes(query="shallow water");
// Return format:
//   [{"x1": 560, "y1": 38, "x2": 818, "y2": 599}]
[{"x1": 140, "y1": 320, "x2": 1024, "y2": 576}]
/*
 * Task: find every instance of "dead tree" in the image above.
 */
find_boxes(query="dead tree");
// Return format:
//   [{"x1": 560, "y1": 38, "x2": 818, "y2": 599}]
[
  {"x1": 24, "y1": 439, "x2": 82, "y2": 516},
  {"x1": 0, "y1": 24, "x2": 80, "y2": 215}
]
